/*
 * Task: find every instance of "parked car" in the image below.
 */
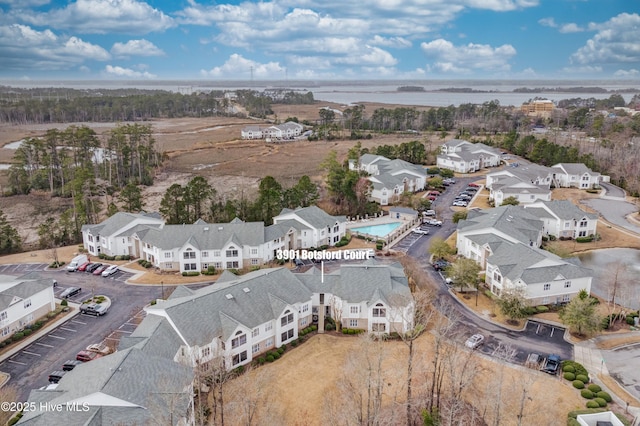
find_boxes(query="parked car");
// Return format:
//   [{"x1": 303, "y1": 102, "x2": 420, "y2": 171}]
[
  {"x1": 86, "y1": 263, "x2": 103, "y2": 273},
  {"x1": 468, "y1": 183, "x2": 480, "y2": 187},
  {"x1": 465, "y1": 334, "x2": 485, "y2": 349},
  {"x1": 77, "y1": 261, "x2": 92, "y2": 272},
  {"x1": 541, "y1": 354, "x2": 561, "y2": 375},
  {"x1": 428, "y1": 190, "x2": 441, "y2": 196},
  {"x1": 465, "y1": 187, "x2": 478, "y2": 192},
  {"x1": 76, "y1": 350, "x2": 102, "y2": 362},
  {"x1": 80, "y1": 303, "x2": 108, "y2": 316},
  {"x1": 427, "y1": 195, "x2": 436, "y2": 201},
  {"x1": 433, "y1": 259, "x2": 450, "y2": 271},
  {"x1": 412, "y1": 228, "x2": 430, "y2": 235},
  {"x1": 101, "y1": 264, "x2": 119, "y2": 277},
  {"x1": 423, "y1": 210, "x2": 436, "y2": 217},
  {"x1": 452, "y1": 201, "x2": 468, "y2": 207},
  {"x1": 66, "y1": 254, "x2": 88, "y2": 272},
  {"x1": 92, "y1": 264, "x2": 109, "y2": 275},
  {"x1": 86, "y1": 343, "x2": 113, "y2": 356},
  {"x1": 62, "y1": 360, "x2": 82, "y2": 371},
  {"x1": 424, "y1": 218, "x2": 443, "y2": 226},
  {"x1": 48, "y1": 371, "x2": 66, "y2": 384},
  {"x1": 293, "y1": 258, "x2": 304, "y2": 267},
  {"x1": 59, "y1": 286, "x2": 81, "y2": 299}
]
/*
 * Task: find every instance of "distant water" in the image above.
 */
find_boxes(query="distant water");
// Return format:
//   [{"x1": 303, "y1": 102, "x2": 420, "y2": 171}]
[{"x1": 1, "y1": 79, "x2": 638, "y2": 107}]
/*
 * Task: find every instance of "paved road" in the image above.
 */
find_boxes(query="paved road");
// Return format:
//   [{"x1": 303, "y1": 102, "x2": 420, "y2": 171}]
[{"x1": 0, "y1": 267, "x2": 175, "y2": 402}]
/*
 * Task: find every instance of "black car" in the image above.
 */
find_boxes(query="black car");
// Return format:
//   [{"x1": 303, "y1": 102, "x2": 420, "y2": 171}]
[
  {"x1": 62, "y1": 360, "x2": 82, "y2": 371},
  {"x1": 48, "y1": 371, "x2": 66, "y2": 383},
  {"x1": 464, "y1": 187, "x2": 478, "y2": 192},
  {"x1": 433, "y1": 259, "x2": 451, "y2": 271},
  {"x1": 86, "y1": 263, "x2": 103, "y2": 273},
  {"x1": 60, "y1": 286, "x2": 81, "y2": 299}
]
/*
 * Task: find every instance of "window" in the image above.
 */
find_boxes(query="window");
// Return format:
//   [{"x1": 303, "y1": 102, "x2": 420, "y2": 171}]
[
  {"x1": 214, "y1": 251, "x2": 221, "y2": 257},
  {"x1": 184, "y1": 263, "x2": 197, "y2": 271},
  {"x1": 300, "y1": 318, "x2": 308, "y2": 326},
  {"x1": 164, "y1": 252, "x2": 172, "y2": 258},
  {"x1": 372, "y1": 303, "x2": 386, "y2": 317},
  {"x1": 165, "y1": 263, "x2": 172, "y2": 269},
  {"x1": 578, "y1": 231, "x2": 587, "y2": 237},
  {"x1": 226, "y1": 261, "x2": 239, "y2": 269},
  {"x1": 89, "y1": 245, "x2": 94, "y2": 253},
  {"x1": 1, "y1": 327, "x2": 9, "y2": 336},
  {"x1": 562, "y1": 294, "x2": 571, "y2": 302},
  {"x1": 251, "y1": 259, "x2": 259, "y2": 265},
  {"x1": 301, "y1": 304, "x2": 309, "y2": 313},
  {"x1": 493, "y1": 272, "x2": 502, "y2": 283},
  {"x1": 214, "y1": 262, "x2": 223, "y2": 269},
  {"x1": 231, "y1": 332, "x2": 247, "y2": 349},
  {"x1": 226, "y1": 249, "x2": 238, "y2": 257},
  {"x1": 281, "y1": 311, "x2": 294, "y2": 327},
  {"x1": 334, "y1": 225, "x2": 339, "y2": 232},
  {"x1": 372, "y1": 323, "x2": 386, "y2": 332},
  {"x1": 201, "y1": 347, "x2": 211, "y2": 357},
  {"x1": 252, "y1": 328, "x2": 259, "y2": 338},
  {"x1": 281, "y1": 329, "x2": 294, "y2": 342},
  {"x1": 232, "y1": 351, "x2": 247, "y2": 366},
  {"x1": 265, "y1": 322, "x2": 273, "y2": 332},
  {"x1": 265, "y1": 338, "x2": 273, "y2": 347},
  {"x1": 580, "y1": 220, "x2": 588, "y2": 228},
  {"x1": 544, "y1": 283, "x2": 551, "y2": 291},
  {"x1": 349, "y1": 319, "x2": 358, "y2": 327},
  {"x1": 88, "y1": 235, "x2": 94, "y2": 242},
  {"x1": 23, "y1": 299, "x2": 31, "y2": 309},
  {"x1": 183, "y1": 250, "x2": 196, "y2": 259},
  {"x1": 202, "y1": 251, "x2": 209, "y2": 258},
  {"x1": 564, "y1": 222, "x2": 570, "y2": 229},
  {"x1": 252, "y1": 344, "x2": 260, "y2": 354},
  {"x1": 350, "y1": 306, "x2": 359, "y2": 314},
  {"x1": 251, "y1": 248, "x2": 258, "y2": 255},
  {"x1": 564, "y1": 281, "x2": 572, "y2": 288}
]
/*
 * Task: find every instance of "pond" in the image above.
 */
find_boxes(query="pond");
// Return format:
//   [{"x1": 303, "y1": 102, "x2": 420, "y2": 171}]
[{"x1": 577, "y1": 248, "x2": 640, "y2": 310}]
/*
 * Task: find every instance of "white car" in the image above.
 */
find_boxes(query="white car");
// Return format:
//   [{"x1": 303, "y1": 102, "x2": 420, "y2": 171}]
[
  {"x1": 101, "y1": 264, "x2": 119, "y2": 277},
  {"x1": 425, "y1": 219, "x2": 442, "y2": 226},
  {"x1": 423, "y1": 210, "x2": 436, "y2": 217},
  {"x1": 452, "y1": 200, "x2": 468, "y2": 207},
  {"x1": 465, "y1": 334, "x2": 485, "y2": 349},
  {"x1": 412, "y1": 228, "x2": 430, "y2": 235}
]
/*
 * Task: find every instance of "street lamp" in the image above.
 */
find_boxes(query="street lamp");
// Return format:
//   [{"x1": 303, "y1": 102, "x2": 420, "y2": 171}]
[{"x1": 161, "y1": 280, "x2": 164, "y2": 301}]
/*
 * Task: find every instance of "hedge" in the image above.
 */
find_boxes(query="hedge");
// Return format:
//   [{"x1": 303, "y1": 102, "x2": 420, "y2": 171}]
[
  {"x1": 587, "y1": 384, "x2": 601, "y2": 393},
  {"x1": 596, "y1": 391, "x2": 612, "y2": 402},
  {"x1": 585, "y1": 401, "x2": 600, "y2": 409},
  {"x1": 576, "y1": 374, "x2": 589, "y2": 384},
  {"x1": 563, "y1": 365, "x2": 576, "y2": 373},
  {"x1": 572, "y1": 380, "x2": 585, "y2": 389},
  {"x1": 536, "y1": 305, "x2": 549, "y2": 313},
  {"x1": 580, "y1": 389, "x2": 594, "y2": 399},
  {"x1": 593, "y1": 397, "x2": 608, "y2": 407},
  {"x1": 576, "y1": 236, "x2": 594, "y2": 243},
  {"x1": 563, "y1": 372, "x2": 576, "y2": 381}
]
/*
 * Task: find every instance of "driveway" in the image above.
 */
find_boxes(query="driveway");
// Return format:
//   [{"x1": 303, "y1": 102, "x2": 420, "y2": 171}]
[
  {"x1": 0, "y1": 267, "x2": 171, "y2": 402},
  {"x1": 581, "y1": 182, "x2": 640, "y2": 234}
]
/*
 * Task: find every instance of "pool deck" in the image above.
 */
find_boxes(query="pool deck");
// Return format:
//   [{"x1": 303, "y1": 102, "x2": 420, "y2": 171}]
[{"x1": 346, "y1": 215, "x2": 421, "y2": 247}]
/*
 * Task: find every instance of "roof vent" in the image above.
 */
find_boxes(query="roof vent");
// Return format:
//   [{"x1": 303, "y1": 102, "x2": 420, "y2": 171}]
[
  {"x1": 243, "y1": 287, "x2": 250, "y2": 293},
  {"x1": 204, "y1": 227, "x2": 209, "y2": 231},
  {"x1": 225, "y1": 294, "x2": 234, "y2": 300},
  {"x1": 218, "y1": 226, "x2": 224, "y2": 231}
]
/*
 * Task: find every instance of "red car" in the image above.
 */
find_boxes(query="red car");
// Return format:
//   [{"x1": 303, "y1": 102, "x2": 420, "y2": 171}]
[
  {"x1": 77, "y1": 262, "x2": 92, "y2": 272},
  {"x1": 427, "y1": 195, "x2": 436, "y2": 201},
  {"x1": 468, "y1": 183, "x2": 480, "y2": 187},
  {"x1": 76, "y1": 350, "x2": 102, "y2": 362},
  {"x1": 428, "y1": 190, "x2": 440, "y2": 196},
  {"x1": 92, "y1": 264, "x2": 108, "y2": 275}
]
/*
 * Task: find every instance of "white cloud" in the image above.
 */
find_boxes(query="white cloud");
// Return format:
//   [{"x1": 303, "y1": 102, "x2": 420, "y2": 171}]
[
  {"x1": 0, "y1": 24, "x2": 110, "y2": 70},
  {"x1": 538, "y1": 17, "x2": 557, "y2": 28},
  {"x1": 559, "y1": 23, "x2": 583, "y2": 33},
  {"x1": 0, "y1": 0, "x2": 50, "y2": 5},
  {"x1": 420, "y1": 38, "x2": 516, "y2": 74},
  {"x1": 560, "y1": 65, "x2": 603, "y2": 74},
  {"x1": 369, "y1": 35, "x2": 412, "y2": 48},
  {"x1": 200, "y1": 54, "x2": 286, "y2": 79},
  {"x1": 613, "y1": 69, "x2": 639, "y2": 77},
  {"x1": 111, "y1": 39, "x2": 164, "y2": 57},
  {"x1": 19, "y1": 0, "x2": 175, "y2": 34},
  {"x1": 104, "y1": 64, "x2": 156, "y2": 78},
  {"x1": 463, "y1": 0, "x2": 539, "y2": 12},
  {"x1": 571, "y1": 13, "x2": 640, "y2": 65}
]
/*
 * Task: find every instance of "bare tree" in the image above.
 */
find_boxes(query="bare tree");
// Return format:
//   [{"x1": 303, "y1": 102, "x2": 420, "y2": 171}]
[
  {"x1": 487, "y1": 342, "x2": 518, "y2": 426},
  {"x1": 225, "y1": 366, "x2": 280, "y2": 425},
  {"x1": 605, "y1": 261, "x2": 633, "y2": 327},
  {"x1": 0, "y1": 385, "x2": 18, "y2": 426}
]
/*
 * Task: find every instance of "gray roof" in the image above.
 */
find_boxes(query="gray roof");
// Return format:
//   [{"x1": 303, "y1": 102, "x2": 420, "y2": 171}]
[
  {"x1": 488, "y1": 242, "x2": 592, "y2": 284},
  {"x1": 118, "y1": 315, "x2": 185, "y2": 360},
  {"x1": 140, "y1": 221, "x2": 267, "y2": 250},
  {"x1": 525, "y1": 200, "x2": 598, "y2": 221},
  {"x1": 147, "y1": 267, "x2": 313, "y2": 345},
  {"x1": 553, "y1": 163, "x2": 599, "y2": 176},
  {"x1": 389, "y1": 206, "x2": 418, "y2": 215},
  {"x1": 19, "y1": 347, "x2": 193, "y2": 426},
  {"x1": 458, "y1": 205, "x2": 542, "y2": 246},
  {"x1": 275, "y1": 205, "x2": 346, "y2": 229},
  {"x1": 82, "y1": 211, "x2": 162, "y2": 236},
  {"x1": 0, "y1": 279, "x2": 51, "y2": 311}
]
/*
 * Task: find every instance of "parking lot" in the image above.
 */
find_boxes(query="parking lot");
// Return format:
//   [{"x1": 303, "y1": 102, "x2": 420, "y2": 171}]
[
  {"x1": 392, "y1": 231, "x2": 426, "y2": 253},
  {"x1": 0, "y1": 263, "x2": 48, "y2": 275}
]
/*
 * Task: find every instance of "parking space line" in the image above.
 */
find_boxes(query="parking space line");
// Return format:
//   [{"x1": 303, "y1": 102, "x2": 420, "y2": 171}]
[
  {"x1": 8, "y1": 359, "x2": 26, "y2": 365},
  {"x1": 59, "y1": 327, "x2": 76, "y2": 332},
  {"x1": 71, "y1": 319, "x2": 87, "y2": 325},
  {"x1": 35, "y1": 342, "x2": 54, "y2": 348},
  {"x1": 48, "y1": 334, "x2": 65, "y2": 340},
  {"x1": 22, "y1": 350, "x2": 40, "y2": 356},
  {"x1": 112, "y1": 329, "x2": 132, "y2": 334}
]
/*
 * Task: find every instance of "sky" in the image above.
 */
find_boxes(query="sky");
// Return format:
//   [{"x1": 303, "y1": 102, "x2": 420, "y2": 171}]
[{"x1": 0, "y1": 0, "x2": 638, "y2": 81}]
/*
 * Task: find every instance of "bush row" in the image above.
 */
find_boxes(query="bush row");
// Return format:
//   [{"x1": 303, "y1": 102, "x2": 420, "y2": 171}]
[
  {"x1": 137, "y1": 259, "x2": 153, "y2": 268},
  {"x1": 334, "y1": 236, "x2": 351, "y2": 248},
  {"x1": 0, "y1": 309, "x2": 65, "y2": 349},
  {"x1": 342, "y1": 328, "x2": 365, "y2": 335},
  {"x1": 99, "y1": 253, "x2": 132, "y2": 261},
  {"x1": 299, "y1": 325, "x2": 317, "y2": 336},
  {"x1": 49, "y1": 261, "x2": 66, "y2": 268},
  {"x1": 182, "y1": 271, "x2": 200, "y2": 276}
]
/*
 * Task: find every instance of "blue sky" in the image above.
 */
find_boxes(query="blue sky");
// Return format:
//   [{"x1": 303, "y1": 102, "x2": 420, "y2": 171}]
[{"x1": 0, "y1": 0, "x2": 638, "y2": 81}]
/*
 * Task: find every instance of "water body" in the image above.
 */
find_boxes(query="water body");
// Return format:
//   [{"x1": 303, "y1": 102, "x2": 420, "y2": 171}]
[
  {"x1": 350, "y1": 222, "x2": 402, "y2": 238},
  {"x1": 577, "y1": 248, "x2": 640, "y2": 310}
]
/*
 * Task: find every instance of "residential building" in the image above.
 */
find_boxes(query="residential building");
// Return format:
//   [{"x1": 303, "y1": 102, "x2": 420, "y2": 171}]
[
  {"x1": 456, "y1": 205, "x2": 593, "y2": 304},
  {"x1": 551, "y1": 163, "x2": 603, "y2": 189},
  {"x1": 524, "y1": 200, "x2": 598, "y2": 239},
  {"x1": 437, "y1": 140, "x2": 502, "y2": 174},
  {"x1": 240, "y1": 122, "x2": 304, "y2": 140},
  {"x1": 81, "y1": 207, "x2": 346, "y2": 273},
  {"x1": 576, "y1": 411, "x2": 625, "y2": 426},
  {"x1": 349, "y1": 154, "x2": 427, "y2": 205},
  {"x1": 389, "y1": 206, "x2": 418, "y2": 221},
  {"x1": 486, "y1": 163, "x2": 554, "y2": 205},
  {"x1": 18, "y1": 347, "x2": 194, "y2": 425},
  {"x1": 0, "y1": 273, "x2": 55, "y2": 343},
  {"x1": 520, "y1": 99, "x2": 555, "y2": 117}
]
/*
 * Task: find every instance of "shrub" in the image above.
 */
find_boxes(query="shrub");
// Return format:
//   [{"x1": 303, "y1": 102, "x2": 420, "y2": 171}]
[
  {"x1": 266, "y1": 355, "x2": 275, "y2": 362},
  {"x1": 563, "y1": 372, "x2": 576, "y2": 381},
  {"x1": 277, "y1": 347, "x2": 285, "y2": 354},
  {"x1": 310, "y1": 325, "x2": 317, "y2": 331},
  {"x1": 257, "y1": 357, "x2": 266, "y2": 365},
  {"x1": 298, "y1": 337, "x2": 304, "y2": 344},
  {"x1": 325, "y1": 323, "x2": 335, "y2": 331},
  {"x1": 562, "y1": 361, "x2": 589, "y2": 377},
  {"x1": 548, "y1": 235, "x2": 557, "y2": 241},
  {"x1": 342, "y1": 328, "x2": 349, "y2": 334},
  {"x1": 182, "y1": 271, "x2": 200, "y2": 276},
  {"x1": 60, "y1": 299, "x2": 68, "y2": 307},
  {"x1": 576, "y1": 374, "x2": 589, "y2": 384},
  {"x1": 596, "y1": 391, "x2": 612, "y2": 402},
  {"x1": 376, "y1": 243, "x2": 383, "y2": 250},
  {"x1": 536, "y1": 305, "x2": 549, "y2": 313},
  {"x1": 576, "y1": 236, "x2": 594, "y2": 243},
  {"x1": 585, "y1": 401, "x2": 600, "y2": 409},
  {"x1": 271, "y1": 351, "x2": 280, "y2": 360},
  {"x1": 587, "y1": 384, "x2": 601, "y2": 393},
  {"x1": 523, "y1": 306, "x2": 537, "y2": 316},
  {"x1": 580, "y1": 389, "x2": 594, "y2": 399},
  {"x1": 572, "y1": 380, "x2": 585, "y2": 389},
  {"x1": 23, "y1": 329, "x2": 32, "y2": 336},
  {"x1": 12, "y1": 332, "x2": 24, "y2": 340},
  {"x1": 563, "y1": 365, "x2": 576, "y2": 373},
  {"x1": 290, "y1": 340, "x2": 298, "y2": 347},
  {"x1": 593, "y1": 397, "x2": 607, "y2": 407},
  {"x1": 234, "y1": 365, "x2": 245, "y2": 375}
]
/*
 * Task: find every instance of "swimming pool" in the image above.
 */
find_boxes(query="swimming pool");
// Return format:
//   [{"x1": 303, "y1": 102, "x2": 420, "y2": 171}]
[{"x1": 350, "y1": 222, "x2": 402, "y2": 238}]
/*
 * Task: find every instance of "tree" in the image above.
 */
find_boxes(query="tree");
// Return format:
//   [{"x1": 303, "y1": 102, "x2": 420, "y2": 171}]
[
  {"x1": 119, "y1": 182, "x2": 144, "y2": 212},
  {"x1": 185, "y1": 176, "x2": 215, "y2": 222},
  {"x1": 160, "y1": 183, "x2": 187, "y2": 224},
  {"x1": 500, "y1": 196, "x2": 520, "y2": 206},
  {"x1": 255, "y1": 176, "x2": 283, "y2": 225},
  {"x1": 428, "y1": 236, "x2": 455, "y2": 261},
  {"x1": 0, "y1": 209, "x2": 21, "y2": 254},
  {"x1": 447, "y1": 257, "x2": 480, "y2": 293},
  {"x1": 495, "y1": 286, "x2": 528, "y2": 324},
  {"x1": 283, "y1": 175, "x2": 319, "y2": 208},
  {"x1": 559, "y1": 289, "x2": 602, "y2": 337},
  {"x1": 452, "y1": 211, "x2": 467, "y2": 223}
]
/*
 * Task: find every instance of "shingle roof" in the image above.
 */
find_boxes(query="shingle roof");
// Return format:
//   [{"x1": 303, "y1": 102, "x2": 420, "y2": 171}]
[
  {"x1": 82, "y1": 212, "x2": 163, "y2": 236},
  {"x1": 275, "y1": 206, "x2": 346, "y2": 229},
  {"x1": 530, "y1": 200, "x2": 598, "y2": 220},
  {"x1": 457, "y1": 205, "x2": 543, "y2": 246},
  {"x1": 141, "y1": 221, "x2": 267, "y2": 250},
  {"x1": 0, "y1": 279, "x2": 51, "y2": 311},
  {"x1": 553, "y1": 163, "x2": 598, "y2": 176}
]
